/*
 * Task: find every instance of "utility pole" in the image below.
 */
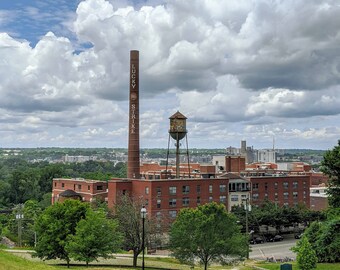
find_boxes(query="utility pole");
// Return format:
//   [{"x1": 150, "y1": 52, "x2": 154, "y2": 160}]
[
  {"x1": 243, "y1": 197, "x2": 251, "y2": 259},
  {"x1": 16, "y1": 204, "x2": 24, "y2": 247}
]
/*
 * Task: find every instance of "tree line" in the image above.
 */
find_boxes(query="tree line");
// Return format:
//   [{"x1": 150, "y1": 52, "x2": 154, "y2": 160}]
[
  {"x1": 5, "y1": 198, "x2": 246, "y2": 269},
  {"x1": 291, "y1": 140, "x2": 340, "y2": 269},
  {"x1": 0, "y1": 158, "x2": 126, "y2": 208},
  {"x1": 232, "y1": 200, "x2": 325, "y2": 234}
]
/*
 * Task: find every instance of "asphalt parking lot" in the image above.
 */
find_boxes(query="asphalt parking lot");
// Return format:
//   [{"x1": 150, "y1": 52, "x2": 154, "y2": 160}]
[{"x1": 249, "y1": 235, "x2": 297, "y2": 261}]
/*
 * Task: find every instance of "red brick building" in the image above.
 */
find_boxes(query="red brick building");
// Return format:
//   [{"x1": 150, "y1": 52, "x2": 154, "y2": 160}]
[
  {"x1": 244, "y1": 174, "x2": 310, "y2": 207},
  {"x1": 309, "y1": 172, "x2": 329, "y2": 186},
  {"x1": 52, "y1": 178, "x2": 108, "y2": 204},
  {"x1": 213, "y1": 156, "x2": 246, "y2": 173},
  {"x1": 107, "y1": 177, "x2": 234, "y2": 220},
  {"x1": 310, "y1": 186, "x2": 328, "y2": 211}
]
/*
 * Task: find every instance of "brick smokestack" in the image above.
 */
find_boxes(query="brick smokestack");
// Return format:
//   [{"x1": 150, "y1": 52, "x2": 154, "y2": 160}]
[{"x1": 127, "y1": 50, "x2": 140, "y2": 179}]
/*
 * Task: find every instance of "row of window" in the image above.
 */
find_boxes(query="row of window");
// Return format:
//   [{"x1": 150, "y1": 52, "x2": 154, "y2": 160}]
[
  {"x1": 146, "y1": 184, "x2": 228, "y2": 195},
  {"x1": 252, "y1": 191, "x2": 307, "y2": 201},
  {"x1": 56, "y1": 182, "x2": 104, "y2": 191},
  {"x1": 156, "y1": 196, "x2": 228, "y2": 208},
  {"x1": 252, "y1": 181, "x2": 306, "y2": 191}
]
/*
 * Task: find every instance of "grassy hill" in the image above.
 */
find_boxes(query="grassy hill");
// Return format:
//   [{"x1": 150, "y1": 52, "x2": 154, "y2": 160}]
[{"x1": 0, "y1": 250, "x2": 58, "y2": 270}]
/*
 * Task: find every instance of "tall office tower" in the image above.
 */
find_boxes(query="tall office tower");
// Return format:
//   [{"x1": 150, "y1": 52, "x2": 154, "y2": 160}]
[{"x1": 241, "y1": 140, "x2": 247, "y2": 154}]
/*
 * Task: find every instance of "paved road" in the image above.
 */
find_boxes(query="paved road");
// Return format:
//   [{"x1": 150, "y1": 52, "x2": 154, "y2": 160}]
[{"x1": 249, "y1": 238, "x2": 297, "y2": 261}]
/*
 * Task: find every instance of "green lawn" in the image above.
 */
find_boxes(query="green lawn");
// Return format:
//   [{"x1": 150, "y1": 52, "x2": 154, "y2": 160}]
[
  {"x1": 0, "y1": 250, "x2": 58, "y2": 270},
  {"x1": 0, "y1": 250, "x2": 252, "y2": 270},
  {"x1": 3, "y1": 250, "x2": 339, "y2": 270},
  {"x1": 257, "y1": 261, "x2": 340, "y2": 270}
]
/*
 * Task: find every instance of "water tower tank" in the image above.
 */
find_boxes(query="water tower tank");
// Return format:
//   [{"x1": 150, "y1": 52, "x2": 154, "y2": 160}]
[{"x1": 169, "y1": 111, "x2": 187, "y2": 140}]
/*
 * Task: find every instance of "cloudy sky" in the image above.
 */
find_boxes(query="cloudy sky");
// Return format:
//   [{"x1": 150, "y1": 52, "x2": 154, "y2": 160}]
[{"x1": 0, "y1": 0, "x2": 339, "y2": 150}]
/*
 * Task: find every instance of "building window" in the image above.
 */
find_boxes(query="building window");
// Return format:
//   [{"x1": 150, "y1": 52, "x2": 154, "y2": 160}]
[
  {"x1": 275, "y1": 192, "x2": 278, "y2": 200},
  {"x1": 220, "y1": 195, "x2": 226, "y2": 203},
  {"x1": 252, "y1": 193, "x2": 259, "y2": 201},
  {"x1": 97, "y1": 185, "x2": 103, "y2": 191},
  {"x1": 145, "y1": 199, "x2": 149, "y2": 206},
  {"x1": 197, "y1": 185, "x2": 201, "y2": 194},
  {"x1": 61, "y1": 183, "x2": 65, "y2": 188},
  {"x1": 156, "y1": 187, "x2": 161, "y2": 196},
  {"x1": 209, "y1": 185, "x2": 213, "y2": 193},
  {"x1": 169, "y1": 198, "x2": 177, "y2": 207},
  {"x1": 156, "y1": 212, "x2": 161, "y2": 218},
  {"x1": 303, "y1": 191, "x2": 306, "y2": 198},
  {"x1": 182, "y1": 197, "x2": 189, "y2": 206},
  {"x1": 219, "y1": 184, "x2": 227, "y2": 192},
  {"x1": 252, "y1": 183, "x2": 259, "y2": 191},
  {"x1": 284, "y1": 192, "x2": 289, "y2": 199},
  {"x1": 88, "y1": 185, "x2": 90, "y2": 191},
  {"x1": 283, "y1": 182, "x2": 289, "y2": 189},
  {"x1": 264, "y1": 182, "x2": 268, "y2": 191},
  {"x1": 169, "y1": 210, "x2": 177, "y2": 218},
  {"x1": 265, "y1": 193, "x2": 268, "y2": 199},
  {"x1": 145, "y1": 187, "x2": 149, "y2": 194},
  {"x1": 209, "y1": 196, "x2": 213, "y2": 202},
  {"x1": 169, "y1": 186, "x2": 177, "y2": 195},
  {"x1": 197, "y1": 196, "x2": 201, "y2": 205},
  {"x1": 293, "y1": 192, "x2": 298, "y2": 199},
  {"x1": 157, "y1": 199, "x2": 161, "y2": 208},
  {"x1": 182, "y1": 185, "x2": 190, "y2": 194},
  {"x1": 54, "y1": 182, "x2": 57, "y2": 187},
  {"x1": 283, "y1": 202, "x2": 289, "y2": 206},
  {"x1": 274, "y1": 182, "x2": 278, "y2": 189},
  {"x1": 78, "y1": 184, "x2": 81, "y2": 190},
  {"x1": 231, "y1": 195, "x2": 239, "y2": 202},
  {"x1": 293, "y1": 182, "x2": 298, "y2": 189}
]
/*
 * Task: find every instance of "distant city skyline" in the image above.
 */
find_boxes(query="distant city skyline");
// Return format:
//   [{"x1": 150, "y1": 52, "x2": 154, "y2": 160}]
[{"x1": 0, "y1": 0, "x2": 339, "y2": 150}]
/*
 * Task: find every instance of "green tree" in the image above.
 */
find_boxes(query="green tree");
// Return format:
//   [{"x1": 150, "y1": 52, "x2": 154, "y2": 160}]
[
  {"x1": 296, "y1": 217, "x2": 340, "y2": 263},
  {"x1": 23, "y1": 200, "x2": 42, "y2": 246},
  {"x1": 169, "y1": 202, "x2": 247, "y2": 270},
  {"x1": 315, "y1": 217, "x2": 340, "y2": 262},
  {"x1": 303, "y1": 221, "x2": 322, "y2": 251},
  {"x1": 114, "y1": 194, "x2": 149, "y2": 267},
  {"x1": 321, "y1": 140, "x2": 340, "y2": 208},
  {"x1": 34, "y1": 200, "x2": 89, "y2": 268},
  {"x1": 294, "y1": 236, "x2": 317, "y2": 270},
  {"x1": 65, "y1": 208, "x2": 122, "y2": 266}
]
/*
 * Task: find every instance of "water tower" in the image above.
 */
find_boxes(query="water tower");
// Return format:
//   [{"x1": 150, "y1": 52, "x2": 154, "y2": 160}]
[{"x1": 166, "y1": 111, "x2": 190, "y2": 178}]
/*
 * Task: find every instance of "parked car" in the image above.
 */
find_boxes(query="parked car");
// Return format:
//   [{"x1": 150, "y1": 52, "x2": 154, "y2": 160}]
[
  {"x1": 295, "y1": 232, "x2": 304, "y2": 239},
  {"x1": 266, "y1": 234, "x2": 283, "y2": 242},
  {"x1": 250, "y1": 237, "x2": 265, "y2": 244},
  {"x1": 273, "y1": 235, "x2": 283, "y2": 241}
]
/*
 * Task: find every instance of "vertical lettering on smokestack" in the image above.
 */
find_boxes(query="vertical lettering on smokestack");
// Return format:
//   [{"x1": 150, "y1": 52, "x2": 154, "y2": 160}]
[{"x1": 128, "y1": 50, "x2": 140, "y2": 179}]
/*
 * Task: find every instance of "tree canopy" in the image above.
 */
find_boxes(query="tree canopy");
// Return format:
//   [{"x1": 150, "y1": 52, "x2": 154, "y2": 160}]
[
  {"x1": 321, "y1": 140, "x2": 340, "y2": 208},
  {"x1": 232, "y1": 200, "x2": 325, "y2": 233},
  {"x1": 114, "y1": 194, "x2": 149, "y2": 267},
  {"x1": 293, "y1": 236, "x2": 317, "y2": 270},
  {"x1": 169, "y1": 202, "x2": 247, "y2": 270},
  {"x1": 65, "y1": 208, "x2": 122, "y2": 266},
  {"x1": 34, "y1": 200, "x2": 89, "y2": 267},
  {"x1": 0, "y1": 158, "x2": 126, "y2": 208}
]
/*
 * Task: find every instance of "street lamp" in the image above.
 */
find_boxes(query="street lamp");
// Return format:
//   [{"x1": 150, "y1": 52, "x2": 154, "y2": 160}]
[{"x1": 140, "y1": 206, "x2": 147, "y2": 270}]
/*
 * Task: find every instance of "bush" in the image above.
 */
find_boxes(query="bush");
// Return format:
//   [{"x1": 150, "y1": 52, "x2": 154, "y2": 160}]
[{"x1": 296, "y1": 237, "x2": 317, "y2": 270}]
